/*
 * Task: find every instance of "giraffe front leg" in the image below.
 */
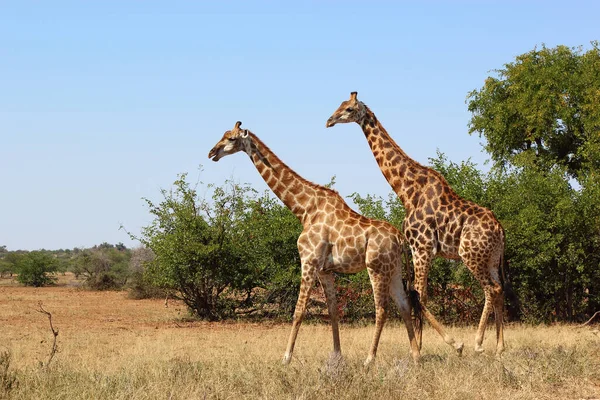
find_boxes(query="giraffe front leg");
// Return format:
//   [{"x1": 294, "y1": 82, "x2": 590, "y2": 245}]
[
  {"x1": 412, "y1": 251, "x2": 464, "y2": 355},
  {"x1": 283, "y1": 264, "x2": 316, "y2": 365},
  {"x1": 318, "y1": 270, "x2": 341, "y2": 358}
]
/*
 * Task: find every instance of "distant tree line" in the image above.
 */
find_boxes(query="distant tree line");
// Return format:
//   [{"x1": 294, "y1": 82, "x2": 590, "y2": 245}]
[
  {"x1": 2, "y1": 43, "x2": 598, "y2": 324},
  {"x1": 0, "y1": 242, "x2": 138, "y2": 290}
]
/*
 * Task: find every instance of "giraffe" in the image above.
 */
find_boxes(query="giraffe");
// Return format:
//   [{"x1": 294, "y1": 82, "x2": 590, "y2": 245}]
[
  {"x1": 208, "y1": 121, "x2": 421, "y2": 365},
  {"x1": 326, "y1": 92, "x2": 506, "y2": 357}
]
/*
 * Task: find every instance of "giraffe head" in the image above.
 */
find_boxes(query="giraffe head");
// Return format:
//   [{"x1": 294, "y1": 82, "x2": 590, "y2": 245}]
[
  {"x1": 208, "y1": 121, "x2": 250, "y2": 162},
  {"x1": 326, "y1": 91, "x2": 367, "y2": 128}
]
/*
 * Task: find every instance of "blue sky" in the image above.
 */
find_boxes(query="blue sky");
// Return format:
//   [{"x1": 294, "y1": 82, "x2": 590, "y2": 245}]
[{"x1": 1, "y1": 1, "x2": 598, "y2": 251}]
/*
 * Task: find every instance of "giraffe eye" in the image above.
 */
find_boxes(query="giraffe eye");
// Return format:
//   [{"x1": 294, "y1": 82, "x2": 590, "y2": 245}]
[
  {"x1": 346, "y1": 107, "x2": 354, "y2": 112},
  {"x1": 229, "y1": 137, "x2": 237, "y2": 142}
]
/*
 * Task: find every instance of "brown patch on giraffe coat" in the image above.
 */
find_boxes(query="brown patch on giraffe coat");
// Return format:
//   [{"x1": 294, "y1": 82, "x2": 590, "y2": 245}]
[
  {"x1": 296, "y1": 191, "x2": 309, "y2": 205},
  {"x1": 398, "y1": 164, "x2": 406, "y2": 176},
  {"x1": 425, "y1": 186, "x2": 435, "y2": 199}
]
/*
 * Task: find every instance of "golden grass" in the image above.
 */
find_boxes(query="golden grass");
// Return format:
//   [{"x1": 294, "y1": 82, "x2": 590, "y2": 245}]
[{"x1": 1, "y1": 278, "x2": 599, "y2": 399}]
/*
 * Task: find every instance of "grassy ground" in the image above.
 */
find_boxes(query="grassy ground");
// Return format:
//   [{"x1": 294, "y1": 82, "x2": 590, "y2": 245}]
[{"x1": 1, "y1": 274, "x2": 599, "y2": 399}]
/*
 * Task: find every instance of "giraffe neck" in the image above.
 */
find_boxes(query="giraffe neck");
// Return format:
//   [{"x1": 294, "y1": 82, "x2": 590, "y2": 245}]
[
  {"x1": 359, "y1": 106, "x2": 428, "y2": 208},
  {"x1": 246, "y1": 133, "x2": 314, "y2": 222}
]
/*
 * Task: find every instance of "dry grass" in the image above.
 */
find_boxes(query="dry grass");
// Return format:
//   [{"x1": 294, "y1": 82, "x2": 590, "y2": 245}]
[{"x1": 1, "y1": 275, "x2": 599, "y2": 399}]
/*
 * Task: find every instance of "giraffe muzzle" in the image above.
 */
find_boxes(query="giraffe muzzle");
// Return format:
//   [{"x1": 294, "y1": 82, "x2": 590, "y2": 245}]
[
  {"x1": 326, "y1": 117, "x2": 336, "y2": 128},
  {"x1": 208, "y1": 147, "x2": 221, "y2": 162}
]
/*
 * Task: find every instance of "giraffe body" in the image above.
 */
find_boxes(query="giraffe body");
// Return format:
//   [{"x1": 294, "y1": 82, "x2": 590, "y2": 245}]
[
  {"x1": 327, "y1": 93, "x2": 506, "y2": 356},
  {"x1": 209, "y1": 121, "x2": 421, "y2": 364}
]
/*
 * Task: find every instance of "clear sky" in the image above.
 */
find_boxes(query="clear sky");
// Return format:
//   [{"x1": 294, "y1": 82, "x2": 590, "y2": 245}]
[{"x1": 1, "y1": 1, "x2": 598, "y2": 251}]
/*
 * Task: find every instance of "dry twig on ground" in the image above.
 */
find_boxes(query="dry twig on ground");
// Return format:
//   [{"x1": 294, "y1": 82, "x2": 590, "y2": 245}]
[{"x1": 36, "y1": 302, "x2": 59, "y2": 368}]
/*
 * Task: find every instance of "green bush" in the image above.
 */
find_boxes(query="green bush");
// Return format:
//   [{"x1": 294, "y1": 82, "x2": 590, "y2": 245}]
[
  {"x1": 16, "y1": 251, "x2": 57, "y2": 287},
  {"x1": 70, "y1": 245, "x2": 131, "y2": 290}
]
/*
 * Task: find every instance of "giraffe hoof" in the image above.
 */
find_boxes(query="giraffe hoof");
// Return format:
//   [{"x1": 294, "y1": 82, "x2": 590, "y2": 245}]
[
  {"x1": 474, "y1": 345, "x2": 485, "y2": 354},
  {"x1": 455, "y1": 342, "x2": 464, "y2": 356},
  {"x1": 282, "y1": 354, "x2": 292, "y2": 365},
  {"x1": 411, "y1": 353, "x2": 422, "y2": 365}
]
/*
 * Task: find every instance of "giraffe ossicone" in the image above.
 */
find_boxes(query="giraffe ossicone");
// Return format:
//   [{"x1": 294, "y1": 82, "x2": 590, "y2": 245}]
[
  {"x1": 327, "y1": 92, "x2": 507, "y2": 357},
  {"x1": 209, "y1": 121, "x2": 422, "y2": 365}
]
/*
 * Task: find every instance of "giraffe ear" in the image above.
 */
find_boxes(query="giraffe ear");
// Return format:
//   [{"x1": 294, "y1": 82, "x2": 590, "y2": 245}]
[
  {"x1": 350, "y1": 92, "x2": 358, "y2": 101},
  {"x1": 240, "y1": 129, "x2": 249, "y2": 138}
]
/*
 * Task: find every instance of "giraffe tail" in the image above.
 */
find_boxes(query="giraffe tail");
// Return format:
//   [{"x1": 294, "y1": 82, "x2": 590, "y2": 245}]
[
  {"x1": 400, "y1": 242, "x2": 423, "y2": 339},
  {"x1": 409, "y1": 289, "x2": 423, "y2": 338},
  {"x1": 499, "y1": 243, "x2": 521, "y2": 320}
]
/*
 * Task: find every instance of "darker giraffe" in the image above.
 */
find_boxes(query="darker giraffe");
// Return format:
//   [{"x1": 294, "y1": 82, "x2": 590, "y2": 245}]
[
  {"x1": 209, "y1": 121, "x2": 421, "y2": 365},
  {"x1": 327, "y1": 92, "x2": 506, "y2": 356}
]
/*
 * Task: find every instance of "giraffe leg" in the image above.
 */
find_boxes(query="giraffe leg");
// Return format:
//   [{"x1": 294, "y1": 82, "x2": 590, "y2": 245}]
[
  {"x1": 389, "y1": 270, "x2": 421, "y2": 364},
  {"x1": 493, "y1": 289, "x2": 505, "y2": 356},
  {"x1": 412, "y1": 252, "x2": 464, "y2": 355},
  {"x1": 282, "y1": 264, "x2": 317, "y2": 365},
  {"x1": 474, "y1": 287, "x2": 494, "y2": 353},
  {"x1": 364, "y1": 268, "x2": 389, "y2": 366},
  {"x1": 471, "y1": 252, "x2": 505, "y2": 355},
  {"x1": 491, "y1": 250, "x2": 506, "y2": 357},
  {"x1": 473, "y1": 285, "x2": 503, "y2": 354},
  {"x1": 318, "y1": 270, "x2": 341, "y2": 358}
]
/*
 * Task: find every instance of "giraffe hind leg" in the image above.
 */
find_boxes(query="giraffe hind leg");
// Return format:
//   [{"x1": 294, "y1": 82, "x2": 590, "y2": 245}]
[
  {"x1": 493, "y1": 290, "x2": 505, "y2": 356},
  {"x1": 472, "y1": 253, "x2": 505, "y2": 355},
  {"x1": 363, "y1": 268, "x2": 390, "y2": 366},
  {"x1": 318, "y1": 270, "x2": 341, "y2": 358},
  {"x1": 389, "y1": 270, "x2": 421, "y2": 363}
]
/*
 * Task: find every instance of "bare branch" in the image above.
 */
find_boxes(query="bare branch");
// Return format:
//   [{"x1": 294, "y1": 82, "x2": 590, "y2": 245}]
[
  {"x1": 578, "y1": 311, "x2": 600, "y2": 327},
  {"x1": 36, "y1": 302, "x2": 59, "y2": 368}
]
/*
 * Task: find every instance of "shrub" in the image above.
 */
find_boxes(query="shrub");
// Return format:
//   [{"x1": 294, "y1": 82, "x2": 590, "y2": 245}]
[{"x1": 16, "y1": 251, "x2": 57, "y2": 287}]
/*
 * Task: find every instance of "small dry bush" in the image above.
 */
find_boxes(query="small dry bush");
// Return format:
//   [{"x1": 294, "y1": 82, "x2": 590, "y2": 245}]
[{"x1": 0, "y1": 351, "x2": 18, "y2": 398}]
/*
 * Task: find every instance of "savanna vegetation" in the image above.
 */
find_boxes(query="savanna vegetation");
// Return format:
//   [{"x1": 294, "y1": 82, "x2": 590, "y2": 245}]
[
  {"x1": 1, "y1": 42, "x2": 600, "y2": 400},
  {"x1": 0, "y1": 282, "x2": 597, "y2": 399},
  {"x1": 1, "y1": 43, "x2": 599, "y2": 328}
]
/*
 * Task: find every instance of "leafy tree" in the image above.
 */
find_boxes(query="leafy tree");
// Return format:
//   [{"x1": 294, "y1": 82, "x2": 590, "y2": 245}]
[
  {"x1": 15, "y1": 251, "x2": 57, "y2": 287},
  {"x1": 129, "y1": 174, "x2": 281, "y2": 319},
  {"x1": 467, "y1": 43, "x2": 600, "y2": 322},
  {"x1": 467, "y1": 42, "x2": 600, "y2": 179},
  {"x1": 127, "y1": 246, "x2": 162, "y2": 299},
  {"x1": 487, "y1": 165, "x2": 590, "y2": 322},
  {"x1": 239, "y1": 192, "x2": 302, "y2": 318},
  {"x1": 71, "y1": 246, "x2": 131, "y2": 290},
  {"x1": 0, "y1": 247, "x2": 13, "y2": 278},
  {"x1": 577, "y1": 173, "x2": 600, "y2": 316},
  {"x1": 0, "y1": 260, "x2": 13, "y2": 278}
]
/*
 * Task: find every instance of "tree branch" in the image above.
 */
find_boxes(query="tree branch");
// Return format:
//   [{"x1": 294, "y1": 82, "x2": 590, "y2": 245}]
[
  {"x1": 36, "y1": 302, "x2": 59, "y2": 369},
  {"x1": 578, "y1": 310, "x2": 600, "y2": 327}
]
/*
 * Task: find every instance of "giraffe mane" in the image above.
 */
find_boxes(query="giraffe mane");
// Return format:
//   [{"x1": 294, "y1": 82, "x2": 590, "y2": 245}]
[{"x1": 248, "y1": 131, "x2": 341, "y2": 198}]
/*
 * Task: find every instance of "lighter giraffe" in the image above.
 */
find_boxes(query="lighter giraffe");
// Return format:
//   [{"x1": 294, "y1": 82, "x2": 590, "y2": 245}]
[
  {"x1": 209, "y1": 121, "x2": 421, "y2": 365},
  {"x1": 327, "y1": 92, "x2": 506, "y2": 356}
]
